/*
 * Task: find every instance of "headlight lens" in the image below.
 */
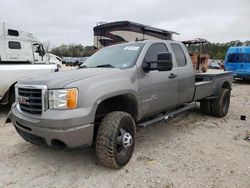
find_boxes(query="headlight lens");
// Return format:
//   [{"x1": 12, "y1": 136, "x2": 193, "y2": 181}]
[{"x1": 49, "y1": 88, "x2": 78, "y2": 109}]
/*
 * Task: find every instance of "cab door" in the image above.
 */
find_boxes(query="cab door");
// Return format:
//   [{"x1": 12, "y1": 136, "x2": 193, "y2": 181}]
[
  {"x1": 170, "y1": 43, "x2": 195, "y2": 105},
  {"x1": 6, "y1": 41, "x2": 22, "y2": 61},
  {"x1": 138, "y1": 43, "x2": 179, "y2": 118},
  {"x1": 33, "y1": 43, "x2": 46, "y2": 63}
]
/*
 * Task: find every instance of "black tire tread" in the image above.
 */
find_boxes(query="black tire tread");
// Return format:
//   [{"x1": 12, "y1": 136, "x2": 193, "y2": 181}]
[
  {"x1": 95, "y1": 111, "x2": 135, "y2": 169},
  {"x1": 211, "y1": 88, "x2": 230, "y2": 117}
]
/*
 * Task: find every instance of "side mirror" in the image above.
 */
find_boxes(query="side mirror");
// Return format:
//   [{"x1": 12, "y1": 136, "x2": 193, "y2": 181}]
[{"x1": 142, "y1": 52, "x2": 173, "y2": 72}]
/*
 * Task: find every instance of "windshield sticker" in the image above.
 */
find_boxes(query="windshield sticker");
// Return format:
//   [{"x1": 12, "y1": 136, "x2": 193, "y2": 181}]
[
  {"x1": 122, "y1": 64, "x2": 128, "y2": 68},
  {"x1": 124, "y1": 46, "x2": 140, "y2": 51}
]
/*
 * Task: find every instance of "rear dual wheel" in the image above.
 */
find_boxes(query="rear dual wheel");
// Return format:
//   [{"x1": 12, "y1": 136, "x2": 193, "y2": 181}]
[
  {"x1": 211, "y1": 88, "x2": 230, "y2": 117},
  {"x1": 200, "y1": 88, "x2": 230, "y2": 117}
]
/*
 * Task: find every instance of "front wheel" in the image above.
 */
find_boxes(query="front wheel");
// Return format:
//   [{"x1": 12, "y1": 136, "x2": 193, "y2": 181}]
[{"x1": 96, "y1": 111, "x2": 136, "y2": 169}]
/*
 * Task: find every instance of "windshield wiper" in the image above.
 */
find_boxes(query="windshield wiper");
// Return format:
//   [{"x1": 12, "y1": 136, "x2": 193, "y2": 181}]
[{"x1": 96, "y1": 64, "x2": 115, "y2": 68}]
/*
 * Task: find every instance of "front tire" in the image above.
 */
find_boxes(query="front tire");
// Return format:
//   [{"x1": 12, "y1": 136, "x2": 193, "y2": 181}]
[{"x1": 96, "y1": 111, "x2": 136, "y2": 169}]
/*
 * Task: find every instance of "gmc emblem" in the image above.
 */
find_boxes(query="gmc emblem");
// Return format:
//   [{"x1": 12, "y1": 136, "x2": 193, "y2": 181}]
[{"x1": 18, "y1": 96, "x2": 30, "y2": 105}]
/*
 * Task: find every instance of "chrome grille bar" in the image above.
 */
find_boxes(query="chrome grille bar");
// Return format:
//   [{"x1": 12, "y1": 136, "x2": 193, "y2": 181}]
[{"x1": 15, "y1": 84, "x2": 48, "y2": 115}]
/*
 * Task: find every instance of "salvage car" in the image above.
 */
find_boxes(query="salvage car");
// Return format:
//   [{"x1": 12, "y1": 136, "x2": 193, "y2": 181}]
[{"x1": 9, "y1": 40, "x2": 233, "y2": 168}]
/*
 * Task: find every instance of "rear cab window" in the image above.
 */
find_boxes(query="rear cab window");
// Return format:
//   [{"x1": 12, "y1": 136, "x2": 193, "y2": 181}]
[{"x1": 170, "y1": 43, "x2": 187, "y2": 67}]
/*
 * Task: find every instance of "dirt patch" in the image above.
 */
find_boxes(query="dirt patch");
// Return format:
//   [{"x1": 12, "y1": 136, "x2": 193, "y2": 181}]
[{"x1": 0, "y1": 81, "x2": 250, "y2": 188}]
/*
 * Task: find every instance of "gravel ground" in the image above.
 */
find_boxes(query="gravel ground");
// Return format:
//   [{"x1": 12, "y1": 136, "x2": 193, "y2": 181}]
[{"x1": 0, "y1": 80, "x2": 250, "y2": 188}]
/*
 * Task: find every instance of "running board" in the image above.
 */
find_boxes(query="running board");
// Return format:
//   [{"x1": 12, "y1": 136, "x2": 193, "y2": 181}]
[{"x1": 137, "y1": 103, "x2": 197, "y2": 128}]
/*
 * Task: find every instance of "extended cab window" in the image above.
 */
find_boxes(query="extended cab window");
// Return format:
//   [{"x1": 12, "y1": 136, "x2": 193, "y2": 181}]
[
  {"x1": 171, "y1": 43, "x2": 187, "y2": 67},
  {"x1": 144, "y1": 43, "x2": 169, "y2": 62},
  {"x1": 8, "y1": 41, "x2": 21, "y2": 49}
]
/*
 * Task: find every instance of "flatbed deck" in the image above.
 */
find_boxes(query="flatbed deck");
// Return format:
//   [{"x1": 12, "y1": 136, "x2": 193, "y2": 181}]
[{"x1": 193, "y1": 71, "x2": 233, "y2": 101}]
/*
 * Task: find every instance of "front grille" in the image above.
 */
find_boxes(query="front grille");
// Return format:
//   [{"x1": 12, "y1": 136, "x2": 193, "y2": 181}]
[{"x1": 18, "y1": 88, "x2": 43, "y2": 114}]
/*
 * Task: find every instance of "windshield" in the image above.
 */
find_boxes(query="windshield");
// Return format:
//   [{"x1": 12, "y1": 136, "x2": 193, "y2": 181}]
[
  {"x1": 82, "y1": 43, "x2": 144, "y2": 69},
  {"x1": 227, "y1": 53, "x2": 250, "y2": 63}
]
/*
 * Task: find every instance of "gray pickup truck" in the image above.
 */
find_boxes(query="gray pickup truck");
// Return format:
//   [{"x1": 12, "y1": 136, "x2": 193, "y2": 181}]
[{"x1": 9, "y1": 40, "x2": 233, "y2": 168}]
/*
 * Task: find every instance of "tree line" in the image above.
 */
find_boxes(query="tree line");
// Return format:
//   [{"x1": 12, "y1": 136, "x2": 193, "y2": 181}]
[
  {"x1": 50, "y1": 44, "x2": 96, "y2": 58},
  {"x1": 50, "y1": 40, "x2": 250, "y2": 60}
]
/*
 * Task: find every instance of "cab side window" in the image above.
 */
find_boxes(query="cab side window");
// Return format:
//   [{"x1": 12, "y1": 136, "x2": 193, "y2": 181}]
[
  {"x1": 8, "y1": 41, "x2": 21, "y2": 49},
  {"x1": 171, "y1": 43, "x2": 187, "y2": 67},
  {"x1": 8, "y1": 29, "x2": 19, "y2": 36},
  {"x1": 144, "y1": 43, "x2": 169, "y2": 62}
]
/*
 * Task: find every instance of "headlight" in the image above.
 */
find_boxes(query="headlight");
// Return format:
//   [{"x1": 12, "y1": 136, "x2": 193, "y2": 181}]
[{"x1": 49, "y1": 88, "x2": 78, "y2": 109}]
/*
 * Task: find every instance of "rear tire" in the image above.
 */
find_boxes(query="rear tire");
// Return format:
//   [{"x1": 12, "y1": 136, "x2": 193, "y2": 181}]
[
  {"x1": 96, "y1": 111, "x2": 136, "y2": 169},
  {"x1": 210, "y1": 88, "x2": 230, "y2": 117}
]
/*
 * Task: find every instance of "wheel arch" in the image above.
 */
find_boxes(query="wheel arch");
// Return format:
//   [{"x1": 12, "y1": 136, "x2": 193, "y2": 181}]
[
  {"x1": 221, "y1": 81, "x2": 231, "y2": 91},
  {"x1": 0, "y1": 82, "x2": 17, "y2": 105},
  {"x1": 94, "y1": 93, "x2": 139, "y2": 123}
]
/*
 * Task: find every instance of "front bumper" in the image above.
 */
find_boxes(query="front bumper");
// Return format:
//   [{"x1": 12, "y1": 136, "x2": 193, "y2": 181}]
[{"x1": 10, "y1": 104, "x2": 95, "y2": 148}]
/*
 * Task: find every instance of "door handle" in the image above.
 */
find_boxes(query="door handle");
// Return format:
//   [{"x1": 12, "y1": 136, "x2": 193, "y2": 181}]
[{"x1": 168, "y1": 73, "x2": 177, "y2": 79}]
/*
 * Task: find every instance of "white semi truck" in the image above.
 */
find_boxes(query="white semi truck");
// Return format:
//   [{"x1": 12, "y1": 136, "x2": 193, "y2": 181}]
[{"x1": 0, "y1": 22, "x2": 62, "y2": 66}]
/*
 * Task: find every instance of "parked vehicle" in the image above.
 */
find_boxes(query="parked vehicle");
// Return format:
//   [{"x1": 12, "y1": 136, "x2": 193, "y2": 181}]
[
  {"x1": 63, "y1": 57, "x2": 76, "y2": 66},
  {"x1": 47, "y1": 53, "x2": 62, "y2": 68},
  {"x1": 209, "y1": 60, "x2": 222, "y2": 69},
  {"x1": 62, "y1": 57, "x2": 69, "y2": 64},
  {"x1": 0, "y1": 22, "x2": 61, "y2": 67},
  {"x1": 76, "y1": 57, "x2": 89, "y2": 66},
  {"x1": 9, "y1": 40, "x2": 233, "y2": 168},
  {"x1": 0, "y1": 64, "x2": 58, "y2": 105},
  {"x1": 71, "y1": 57, "x2": 79, "y2": 66},
  {"x1": 94, "y1": 21, "x2": 179, "y2": 49},
  {"x1": 62, "y1": 57, "x2": 89, "y2": 66},
  {"x1": 219, "y1": 60, "x2": 224, "y2": 69},
  {"x1": 224, "y1": 46, "x2": 250, "y2": 79}
]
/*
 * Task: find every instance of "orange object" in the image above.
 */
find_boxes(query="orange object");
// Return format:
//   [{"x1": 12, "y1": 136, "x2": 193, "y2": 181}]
[{"x1": 67, "y1": 88, "x2": 78, "y2": 109}]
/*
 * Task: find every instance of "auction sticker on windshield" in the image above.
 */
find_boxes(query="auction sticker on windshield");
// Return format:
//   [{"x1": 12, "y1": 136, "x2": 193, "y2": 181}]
[{"x1": 123, "y1": 46, "x2": 140, "y2": 51}]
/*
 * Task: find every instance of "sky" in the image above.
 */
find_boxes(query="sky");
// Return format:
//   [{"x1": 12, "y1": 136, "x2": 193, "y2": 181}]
[{"x1": 0, "y1": 0, "x2": 249, "y2": 47}]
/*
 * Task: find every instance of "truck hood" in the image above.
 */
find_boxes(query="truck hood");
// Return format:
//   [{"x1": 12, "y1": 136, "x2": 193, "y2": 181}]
[{"x1": 19, "y1": 68, "x2": 121, "y2": 88}]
